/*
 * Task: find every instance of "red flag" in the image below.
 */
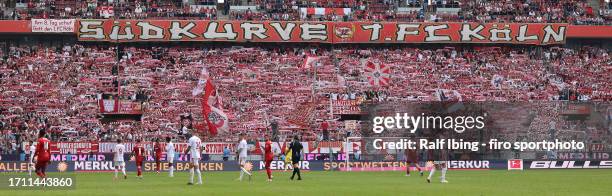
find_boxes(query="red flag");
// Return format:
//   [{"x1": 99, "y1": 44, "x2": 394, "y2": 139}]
[{"x1": 201, "y1": 80, "x2": 229, "y2": 136}]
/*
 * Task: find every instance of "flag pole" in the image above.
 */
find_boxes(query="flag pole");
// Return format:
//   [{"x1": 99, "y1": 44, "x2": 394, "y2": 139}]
[
  {"x1": 311, "y1": 58, "x2": 317, "y2": 102},
  {"x1": 329, "y1": 95, "x2": 333, "y2": 119}
]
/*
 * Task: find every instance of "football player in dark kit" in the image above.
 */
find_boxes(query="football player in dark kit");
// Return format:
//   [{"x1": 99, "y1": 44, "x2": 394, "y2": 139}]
[{"x1": 287, "y1": 135, "x2": 303, "y2": 180}]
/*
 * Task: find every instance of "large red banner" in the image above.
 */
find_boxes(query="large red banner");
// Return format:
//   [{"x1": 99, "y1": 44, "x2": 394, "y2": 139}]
[
  {"x1": 0, "y1": 20, "x2": 608, "y2": 40},
  {"x1": 76, "y1": 20, "x2": 568, "y2": 45}
]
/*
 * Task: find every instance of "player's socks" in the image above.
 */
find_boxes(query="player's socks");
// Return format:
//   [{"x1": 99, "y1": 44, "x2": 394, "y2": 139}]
[
  {"x1": 296, "y1": 169, "x2": 301, "y2": 180},
  {"x1": 266, "y1": 168, "x2": 272, "y2": 179},
  {"x1": 441, "y1": 167, "x2": 447, "y2": 183},
  {"x1": 427, "y1": 167, "x2": 436, "y2": 182},
  {"x1": 121, "y1": 167, "x2": 126, "y2": 177},
  {"x1": 156, "y1": 162, "x2": 161, "y2": 173},
  {"x1": 292, "y1": 168, "x2": 301, "y2": 180},
  {"x1": 169, "y1": 166, "x2": 174, "y2": 177},
  {"x1": 196, "y1": 169, "x2": 202, "y2": 184},
  {"x1": 239, "y1": 170, "x2": 244, "y2": 181},
  {"x1": 42, "y1": 166, "x2": 47, "y2": 178},
  {"x1": 114, "y1": 168, "x2": 118, "y2": 178},
  {"x1": 189, "y1": 168, "x2": 195, "y2": 184},
  {"x1": 137, "y1": 166, "x2": 142, "y2": 177},
  {"x1": 418, "y1": 167, "x2": 423, "y2": 176},
  {"x1": 244, "y1": 168, "x2": 252, "y2": 176}
]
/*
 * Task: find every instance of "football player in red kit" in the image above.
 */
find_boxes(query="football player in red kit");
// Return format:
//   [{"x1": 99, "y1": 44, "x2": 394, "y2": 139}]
[
  {"x1": 133, "y1": 139, "x2": 146, "y2": 179},
  {"x1": 34, "y1": 130, "x2": 51, "y2": 178},
  {"x1": 264, "y1": 135, "x2": 274, "y2": 182},
  {"x1": 154, "y1": 138, "x2": 162, "y2": 173},
  {"x1": 405, "y1": 149, "x2": 423, "y2": 177}
]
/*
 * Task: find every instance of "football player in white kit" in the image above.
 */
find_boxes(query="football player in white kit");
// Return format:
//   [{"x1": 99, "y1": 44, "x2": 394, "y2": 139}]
[
  {"x1": 237, "y1": 133, "x2": 252, "y2": 181},
  {"x1": 165, "y1": 136, "x2": 175, "y2": 177},
  {"x1": 113, "y1": 139, "x2": 127, "y2": 180},
  {"x1": 184, "y1": 134, "x2": 202, "y2": 185},
  {"x1": 28, "y1": 141, "x2": 36, "y2": 176}
]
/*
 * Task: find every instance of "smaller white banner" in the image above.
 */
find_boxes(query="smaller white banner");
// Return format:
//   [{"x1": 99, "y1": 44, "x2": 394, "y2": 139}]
[{"x1": 31, "y1": 19, "x2": 75, "y2": 33}]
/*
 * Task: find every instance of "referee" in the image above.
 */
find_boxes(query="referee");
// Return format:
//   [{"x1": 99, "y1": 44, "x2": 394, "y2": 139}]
[{"x1": 288, "y1": 135, "x2": 303, "y2": 180}]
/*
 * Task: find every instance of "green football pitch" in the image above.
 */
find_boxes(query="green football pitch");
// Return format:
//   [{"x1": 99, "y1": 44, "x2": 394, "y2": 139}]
[{"x1": 1, "y1": 170, "x2": 611, "y2": 196}]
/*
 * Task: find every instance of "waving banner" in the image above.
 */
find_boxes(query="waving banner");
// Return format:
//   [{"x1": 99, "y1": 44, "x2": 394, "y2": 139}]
[
  {"x1": 194, "y1": 67, "x2": 229, "y2": 136},
  {"x1": 77, "y1": 20, "x2": 567, "y2": 45},
  {"x1": 364, "y1": 61, "x2": 391, "y2": 87}
]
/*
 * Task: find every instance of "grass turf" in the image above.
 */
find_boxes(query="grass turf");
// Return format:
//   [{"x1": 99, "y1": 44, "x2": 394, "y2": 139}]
[{"x1": 1, "y1": 170, "x2": 611, "y2": 196}]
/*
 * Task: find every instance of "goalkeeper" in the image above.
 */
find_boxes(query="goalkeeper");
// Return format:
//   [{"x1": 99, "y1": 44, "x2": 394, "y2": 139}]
[{"x1": 283, "y1": 145, "x2": 292, "y2": 171}]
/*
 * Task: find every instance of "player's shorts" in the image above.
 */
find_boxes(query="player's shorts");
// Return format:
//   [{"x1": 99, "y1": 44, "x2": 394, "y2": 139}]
[
  {"x1": 406, "y1": 157, "x2": 419, "y2": 164},
  {"x1": 190, "y1": 157, "x2": 200, "y2": 165},
  {"x1": 291, "y1": 156, "x2": 300, "y2": 165},
  {"x1": 238, "y1": 157, "x2": 247, "y2": 165},
  {"x1": 35, "y1": 160, "x2": 49, "y2": 170},
  {"x1": 114, "y1": 161, "x2": 125, "y2": 167},
  {"x1": 136, "y1": 158, "x2": 144, "y2": 166},
  {"x1": 167, "y1": 154, "x2": 175, "y2": 164},
  {"x1": 265, "y1": 157, "x2": 273, "y2": 163},
  {"x1": 265, "y1": 159, "x2": 272, "y2": 167}
]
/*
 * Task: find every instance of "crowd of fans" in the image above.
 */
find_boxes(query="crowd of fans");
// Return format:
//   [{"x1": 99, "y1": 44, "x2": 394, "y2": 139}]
[
  {"x1": 446, "y1": 0, "x2": 608, "y2": 25},
  {"x1": 229, "y1": 0, "x2": 611, "y2": 24},
  {"x1": 0, "y1": 43, "x2": 610, "y2": 154},
  {"x1": 0, "y1": 0, "x2": 609, "y2": 24}
]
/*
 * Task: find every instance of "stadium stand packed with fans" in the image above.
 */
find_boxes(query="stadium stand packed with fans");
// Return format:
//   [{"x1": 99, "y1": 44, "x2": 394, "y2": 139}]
[
  {"x1": 0, "y1": 43, "x2": 610, "y2": 154},
  {"x1": 0, "y1": 0, "x2": 609, "y2": 24}
]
